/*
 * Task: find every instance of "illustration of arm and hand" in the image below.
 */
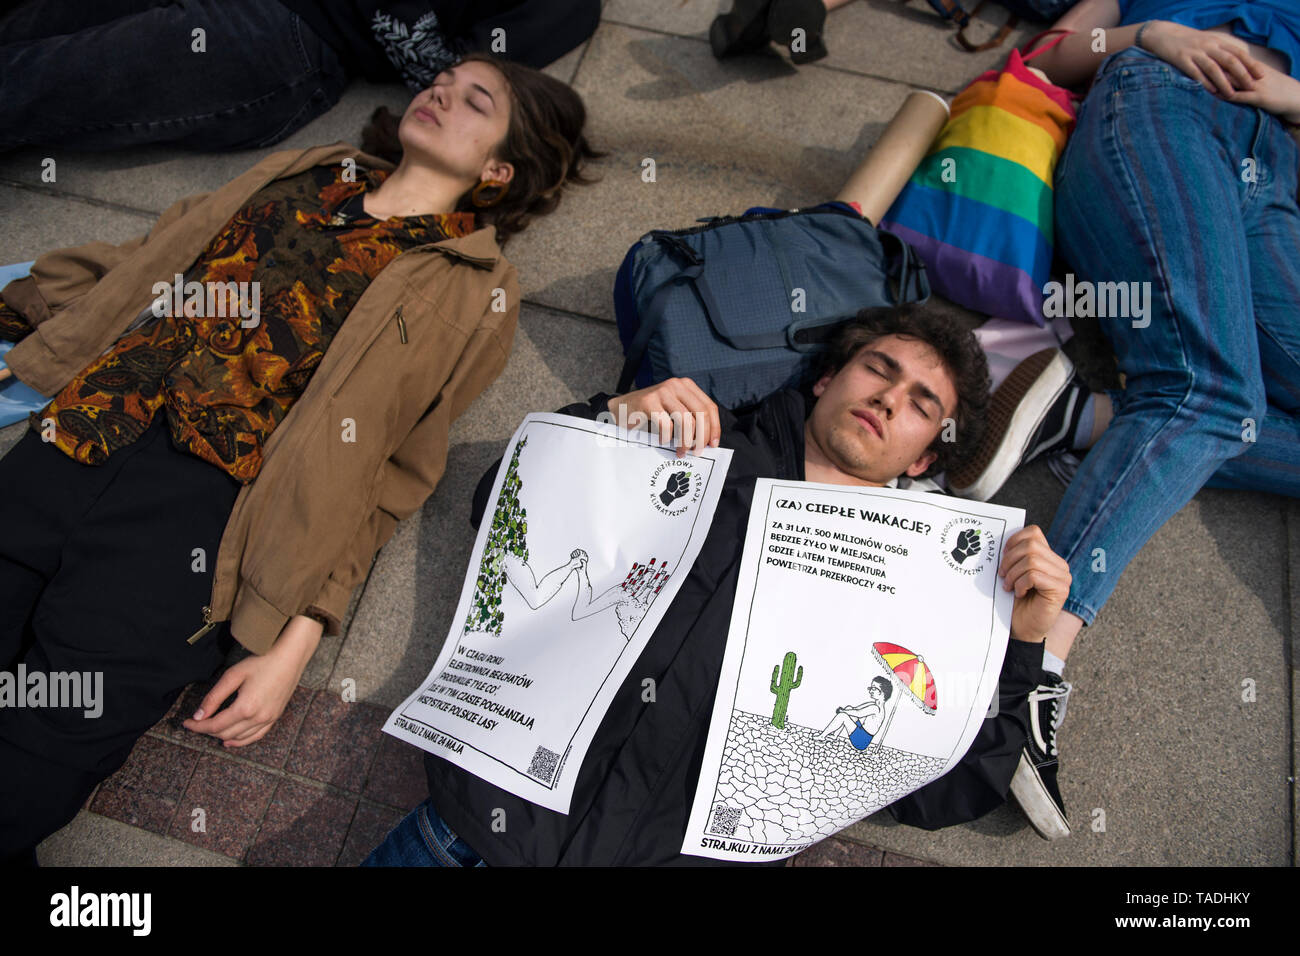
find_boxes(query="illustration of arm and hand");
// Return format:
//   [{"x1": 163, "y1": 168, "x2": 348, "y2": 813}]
[{"x1": 503, "y1": 549, "x2": 587, "y2": 610}]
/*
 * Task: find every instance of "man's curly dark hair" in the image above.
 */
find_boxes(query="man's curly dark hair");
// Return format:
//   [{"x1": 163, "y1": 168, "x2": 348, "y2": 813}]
[{"x1": 807, "y1": 305, "x2": 991, "y2": 479}]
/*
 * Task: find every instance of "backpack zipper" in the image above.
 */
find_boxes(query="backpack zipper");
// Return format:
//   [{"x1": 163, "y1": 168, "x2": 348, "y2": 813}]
[{"x1": 654, "y1": 203, "x2": 863, "y2": 241}]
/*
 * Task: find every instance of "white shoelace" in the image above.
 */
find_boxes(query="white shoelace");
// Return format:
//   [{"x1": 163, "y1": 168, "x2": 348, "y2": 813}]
[
  {"x1": 1045, "y1": 450, "x2": 1082, "y2": 489},
  {"x1": 1028, "y1": 680, "x2": 1072, "y2": 756}
]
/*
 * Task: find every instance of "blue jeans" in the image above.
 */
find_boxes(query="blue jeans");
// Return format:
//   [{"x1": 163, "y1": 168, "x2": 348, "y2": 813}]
[
  {"x1": 361, "y1": 799, "x2": 487, "y2": 867},
  {"x1": 1050, "y1": 47, "x2": 1300, "y2": 624},
  {"x1": 0, "y1": 0, "x2": 348, "y2": 151}
]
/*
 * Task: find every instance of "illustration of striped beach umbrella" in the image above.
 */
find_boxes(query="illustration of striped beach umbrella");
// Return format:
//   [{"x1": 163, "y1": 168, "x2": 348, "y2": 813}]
[{"x1": 869, "y1": 641, "x2": 937, "y2": 749}]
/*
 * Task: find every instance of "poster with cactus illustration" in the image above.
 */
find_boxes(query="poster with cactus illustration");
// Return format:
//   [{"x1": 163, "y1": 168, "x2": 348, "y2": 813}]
[
  {"x1": 383, "y1": 413, "x2": 731, "y2": 813},
  {"x1": 683, "y1": 479, "x2": 1023, "y2": 861}
]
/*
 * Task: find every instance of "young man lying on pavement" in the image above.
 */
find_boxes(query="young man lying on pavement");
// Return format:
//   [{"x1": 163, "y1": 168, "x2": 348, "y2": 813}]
[{"x1": 363, "y1": 305, "x2": 1073, "y2": 866}]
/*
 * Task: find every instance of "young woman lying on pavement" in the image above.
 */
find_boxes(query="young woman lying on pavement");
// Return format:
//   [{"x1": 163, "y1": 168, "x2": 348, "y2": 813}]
[
  {"x1": 0, "y1": 53, "x2": 598, "y2": 866},
  {"x1": 945, "y1": 0, "x2": 1300, "y2": 839}
]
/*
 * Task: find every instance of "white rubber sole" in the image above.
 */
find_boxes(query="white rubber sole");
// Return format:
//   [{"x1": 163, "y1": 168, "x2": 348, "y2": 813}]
[
  {"x1": 1009, "y1": 752, "x2": 1071, "y2": 841},
  {"x1": 951, "y1": 350, "x2": 1075, "y2": 502}
]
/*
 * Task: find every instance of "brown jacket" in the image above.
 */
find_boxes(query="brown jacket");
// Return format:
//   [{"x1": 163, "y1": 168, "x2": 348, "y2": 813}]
[{"x1": 3, "y1": 143, "x2": 520, "y2": 654}]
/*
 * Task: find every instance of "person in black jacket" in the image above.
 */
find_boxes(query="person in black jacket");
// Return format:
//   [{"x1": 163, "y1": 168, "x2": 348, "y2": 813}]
[{"x1": 363, "y1": 305, "x2": 1074, "y2": 867}]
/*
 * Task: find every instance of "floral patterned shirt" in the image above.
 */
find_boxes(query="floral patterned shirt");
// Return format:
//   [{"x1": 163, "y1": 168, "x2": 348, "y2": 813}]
[{"x1": 1, "y1": 165, "x2": 475, "y2": 482}]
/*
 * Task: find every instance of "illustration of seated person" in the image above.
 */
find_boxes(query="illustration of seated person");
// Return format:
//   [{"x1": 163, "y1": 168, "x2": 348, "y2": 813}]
[
  {"x1": 820, "y1": 676, "x2": 892, "y2": 750},
  {"x1": 570, "y1": 554, "x2": 672, "y2": 640},
  {"x1": 501, "y1": 548, "x2": 589, "y2": 610}
]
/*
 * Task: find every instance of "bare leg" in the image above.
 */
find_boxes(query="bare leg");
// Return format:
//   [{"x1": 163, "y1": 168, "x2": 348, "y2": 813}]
[
  {"x1": 823, "y1": 0, "x2": 855, "y2": 9},
  {"x1": 818, "y1": 712, "x2": 857, "y2": 737},
  {"x1": 1087, "y1": 393, "x2": 1113, "y2": 447},
  {"x1": 1044, "y1": 609, "x2": 1083, "y2": 663}
]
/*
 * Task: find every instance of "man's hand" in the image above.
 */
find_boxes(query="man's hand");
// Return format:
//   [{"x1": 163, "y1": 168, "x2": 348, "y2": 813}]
[
  {"x1": 609, "y1": 377, "x2": 721, "y2": 456},
  {"x1": 1142, "y1": 20, "x2": 1266, "y2": 97},
  {"x1": 999, "y1": 526, "x2": 1071, "y2": 643},
  {"x1": 183, "y1": 615, "x2": 322, "y2": 748}
]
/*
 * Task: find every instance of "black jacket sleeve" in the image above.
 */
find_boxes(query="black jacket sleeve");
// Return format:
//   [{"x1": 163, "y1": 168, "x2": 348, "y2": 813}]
[{"x1": 886, "y1": 637, "x2": 1045, "y2": 829}]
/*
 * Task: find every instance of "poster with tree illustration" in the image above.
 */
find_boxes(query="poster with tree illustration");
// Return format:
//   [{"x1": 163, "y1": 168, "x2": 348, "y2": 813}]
[{"x1": 384, "y1": 413, "x2": 732, "y2": 813}]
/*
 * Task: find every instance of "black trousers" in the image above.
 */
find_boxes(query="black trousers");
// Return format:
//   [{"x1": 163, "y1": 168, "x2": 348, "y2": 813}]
[
  {"x1": 0, "y1": 0, "x2": 348, "y2": 152},
  {"x1": 0, "y1": 416, "x2": 240, "y2": 861}
]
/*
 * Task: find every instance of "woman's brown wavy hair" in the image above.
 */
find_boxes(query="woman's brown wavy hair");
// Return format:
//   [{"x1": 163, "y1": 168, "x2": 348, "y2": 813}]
[{"x1": 361, "y1": 51, "x2": 601, "y2": 245}]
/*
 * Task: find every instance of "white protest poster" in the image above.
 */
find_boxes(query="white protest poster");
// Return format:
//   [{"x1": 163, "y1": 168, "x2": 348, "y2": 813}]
[
  {"x1": 384, "y1": 413, "x2": 732, "y2": 813},
  {"x1": 683, "y1": 479, "x2": 1023, "y2": 861}
]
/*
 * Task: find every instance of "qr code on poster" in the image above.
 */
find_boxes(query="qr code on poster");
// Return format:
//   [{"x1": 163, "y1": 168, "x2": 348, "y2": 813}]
[
  {"x1": 526, "y1": 746, "x2": 560, "y2": 785},
  {"x1": 709, "y1": 804, "x2": 741, "y2": 837}
]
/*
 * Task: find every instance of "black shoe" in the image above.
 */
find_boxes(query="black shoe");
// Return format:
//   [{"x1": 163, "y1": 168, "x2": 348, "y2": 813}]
[
  {"x1": 709, "y1": 0, "x2": 774, "y2": 59},
  {"x1": 1009, "y1": 671, "x2": 1072, "y2": 840},
  {"x1": 768, "y1": 0, "x2": 828, "y2": 64},
  {"x1": 948, "y1": 348, "x2": 1089, "y2": 501}
]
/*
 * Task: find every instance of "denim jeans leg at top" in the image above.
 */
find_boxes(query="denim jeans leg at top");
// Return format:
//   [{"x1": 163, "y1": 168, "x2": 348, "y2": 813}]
[
  {"x1": 1048, "y1": 46, "x2": 1300, "y2": 625},
  {"x1": 361, "y1": 799, "x2": 487, "y2": 867},
  {"x1": 0, "y1": 0, "x2": 349, "y2": 151}
]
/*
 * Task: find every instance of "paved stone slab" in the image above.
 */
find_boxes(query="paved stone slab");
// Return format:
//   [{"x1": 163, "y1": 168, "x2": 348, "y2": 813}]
[
  {"x1": 0, "y1": 421, "x2": 25, "y2": 460},
  {"x1": 37, "y1": 811, "x2": 239, "y2": 866},
  {"x1": 1289, "y1": 499, "x2": 1299, "y2": 866},
  {"x1": 329, "y1": 305, "x2": 625, "y2": 709},
  {"x1": 844, "y1": 486, "x2": 1291, "y2": 865},
  {"x1": 603, "y1": 0, "x2": 1042, "y2": 93},
  {"x1": 0, "y1": 185, "x2": 153, "y2": 266},
  {"x1": 511, "y1": 20, "x2": 914, "y2": 320}
]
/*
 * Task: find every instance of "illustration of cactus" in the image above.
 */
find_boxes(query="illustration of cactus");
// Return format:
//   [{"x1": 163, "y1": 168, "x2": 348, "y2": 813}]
[
  {"x1": 463, "y1": 437, "x2": 529, "y2": 636},
  {"x1": 769, "y1": 651, "x2": 803, "y2": 730}
]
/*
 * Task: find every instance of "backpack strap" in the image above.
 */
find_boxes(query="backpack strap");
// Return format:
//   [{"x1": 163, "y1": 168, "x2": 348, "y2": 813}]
[
  {"x1": 615, "y1": 237, "x2": 705, "y2": 394},
  {"x1": 1019, "y1": 28, "x2": 1076, "y2": 61},
  {"x1": 955, "y1": 0, "x2": 1018, "y2": 52}
]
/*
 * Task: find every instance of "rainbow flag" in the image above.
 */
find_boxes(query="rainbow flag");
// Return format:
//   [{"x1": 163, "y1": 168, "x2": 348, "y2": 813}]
[{"x1": 881, "y1": 50, "x2": 1077, "y2": 327}]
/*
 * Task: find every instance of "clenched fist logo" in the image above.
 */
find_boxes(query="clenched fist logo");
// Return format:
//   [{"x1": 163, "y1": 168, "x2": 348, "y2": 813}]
[
  {"x1": 659, "y1": 471, "x2": 690, "y2": 506},
  {"x1": 950, "y1": 528, "x2": 981, "y2": 565}
]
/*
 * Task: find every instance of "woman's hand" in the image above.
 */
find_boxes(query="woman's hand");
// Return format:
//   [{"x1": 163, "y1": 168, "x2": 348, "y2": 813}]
[
  {"x1": 1220, "y1": 62, "x2": 1300, "y2": 126},
  {"x1": 1142, "y1": 20, "x2": 1266, "y2": 96},
  {"x1": 1000, "y1": 526, "x2": 1072, "y2": 644},
  {"x1": 609, "y1": 377, "x2": 721, "y2": 456},
  {"x1": 183, "y1": 615, "x2": 322, "y2": 748}
]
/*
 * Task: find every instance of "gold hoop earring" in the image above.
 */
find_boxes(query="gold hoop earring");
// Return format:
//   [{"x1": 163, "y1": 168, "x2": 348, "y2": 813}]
[{"x1": 471, "y1": 179, "x2": 510, "y2": 208}]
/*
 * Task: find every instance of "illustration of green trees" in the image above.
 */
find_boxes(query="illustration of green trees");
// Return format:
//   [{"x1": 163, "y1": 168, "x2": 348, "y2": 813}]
[
  {"x1": 463, "y1": 436, "x2": 529, "y2": 636},
  {"x1": 769, "y1": 651, "x2": 803, "y2": 730}
]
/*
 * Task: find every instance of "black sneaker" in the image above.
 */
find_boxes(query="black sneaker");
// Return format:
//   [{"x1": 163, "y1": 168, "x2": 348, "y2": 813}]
[
  {"x1": 1010, "y1": 672, "x2": 1072, "y2": 840},
  {"x1": 948, "y1": 348, "x2": 1089, "y2": 501},
  {"x1": 767, "y1": 0, "x2": 828, "y2": 64},
  {"x1": 709, "y1": 0, "x2": 774, "y2": 59}
]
